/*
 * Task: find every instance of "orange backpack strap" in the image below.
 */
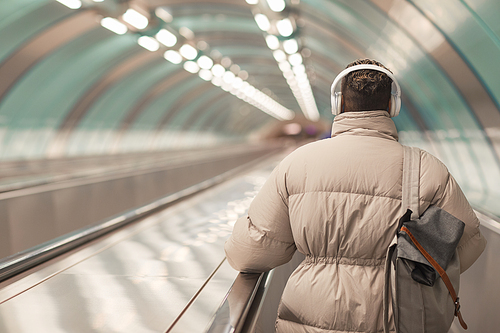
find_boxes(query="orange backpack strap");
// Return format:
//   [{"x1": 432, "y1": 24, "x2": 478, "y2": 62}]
[{"x1": 400, "y1": 226, "x2": 468, "y2": 330}]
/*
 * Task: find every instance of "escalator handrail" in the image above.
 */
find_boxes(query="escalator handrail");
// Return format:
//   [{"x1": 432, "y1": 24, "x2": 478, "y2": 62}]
[
  {"x1": 0, "y1": 153, "x2": 275, "y2": 282},
  {"x1": 473, "y1": 208, "x2": 500, "y2": 234},
  {"x1": 206, "y1": 271, "x2": 270, "y2": 333}
]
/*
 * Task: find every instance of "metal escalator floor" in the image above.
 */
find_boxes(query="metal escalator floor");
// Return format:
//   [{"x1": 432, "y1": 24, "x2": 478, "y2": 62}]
[{"x1": 0, "y1": 160, "x2": 277, "y2": 333}]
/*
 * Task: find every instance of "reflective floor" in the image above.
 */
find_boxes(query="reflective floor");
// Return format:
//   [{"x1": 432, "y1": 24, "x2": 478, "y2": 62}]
[{"x1": 0, "y1": 159, "x2": 277, "y2": 333}]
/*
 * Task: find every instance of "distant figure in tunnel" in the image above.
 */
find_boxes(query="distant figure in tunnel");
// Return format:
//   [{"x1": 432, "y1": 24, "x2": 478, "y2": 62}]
[{"x1": 225, "y1": 59, "x2": 486, "y2": 333}]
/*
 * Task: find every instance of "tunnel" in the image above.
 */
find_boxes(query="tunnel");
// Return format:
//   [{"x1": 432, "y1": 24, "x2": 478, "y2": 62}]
[{"x1": 0, "y1": 0, "x2": 499, "y2": 332}]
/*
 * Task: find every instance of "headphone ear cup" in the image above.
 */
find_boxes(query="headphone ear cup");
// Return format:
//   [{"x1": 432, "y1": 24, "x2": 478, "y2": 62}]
[
  {"x1": 332, "y1": 92, "x2": 342, "y2": 115},
  {"x1": 331, "y1": 92, "x2": 336, "y2": 115},
  {"x1": 389, "y1": 94, "x2": 396, "y2": 117},
  {"x1": 389, "y1": 93, "x2": 401, "y2": 117}
]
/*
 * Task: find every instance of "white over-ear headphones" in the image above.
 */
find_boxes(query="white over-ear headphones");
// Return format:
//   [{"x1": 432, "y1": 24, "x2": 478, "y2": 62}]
[{"x1": 330, "y1": 64, "x2": 401, "y2": 117}]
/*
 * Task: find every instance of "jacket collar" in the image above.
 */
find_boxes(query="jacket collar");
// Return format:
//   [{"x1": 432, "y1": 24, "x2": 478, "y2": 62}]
[{"x1": 331, "y1": 110, "x2": 399, "y2": 141}]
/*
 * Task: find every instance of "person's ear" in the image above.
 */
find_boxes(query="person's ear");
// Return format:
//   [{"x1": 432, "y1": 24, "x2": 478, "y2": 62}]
[
  {"x1": 387, "y1": 98, "x2": 392, "y2": 114},
  {"x1": 341, "y1": 95, "x2": 345, "y2": 113}
]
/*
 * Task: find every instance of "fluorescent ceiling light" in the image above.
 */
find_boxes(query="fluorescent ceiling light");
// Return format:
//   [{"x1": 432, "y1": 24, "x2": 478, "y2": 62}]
[
  {"x1": 155, "y1": 7, "x2": 173, "y2": 22},
  {"x1": 277, "y1": 18, "x2": 294, "y2": 37},
  {"x1": 278, "y1": 61, "x2": 291, "y2": 72},
  {"x1": 92, "y1": 0, "x2": 104, "y2": 2},
  {"x1": 273, "y1": 50, "x2": 287, "y2": 62},
  {"x1": 164, "y1": 50, "x2": 182, "y2": 64},
  {"x1": 101, "y1": 17, "x2": 128, "y2": 35},
  {"x1": 221, "y1": 57, "x2": 232, "y2": 68},
  {"x1": 179, "y1": 27, "x2": 195, "y2": 40},
  {"x1": 283, "y1": 123, "x2": 302, "y2": 135},
  {"x1": 283, "y1": 70, "x2": 295, "y2": 79},
  {"x1": 221, "y1": 82, "x2": 231, "y2": 92},
  {"x1": 288, "y1": 52, "x2": 303, "y2": 66},
  {"x1": 211, "y1": 64, "x2": 225, "y2": 77},
  {"x1": 183, "y1": 61, "x2": 200, "y2": 73},
  {"x1": 245, "y1": 85, "x2": 256, "y2": 97},
  {"x1": 296, "y1": 73, "x2": 308, "y2": 82},
  {"x1": 230, "y1": 64, "x2": 240, "y2": 73},
  {"x1": 265, "y1": 35, "x2": 280, "y2": 50},
  {"x1": 122, "y1": 9, "x2": 149, "y2": 30},
  {"x1": 232, "y1": 77, "x2": 244, "y2": 89},
  {"x1": 238, "y1": 70, "x2": 249, "y2": 80},
  {"x1": 179, "y1": 44, "x2": 198, "y2": 60},
  {"x1": 245, "y1": 0, "x2": 259, "y2": 4},
  {"x1": 293, "y1": 64, "x2": 306, "y2": 74},
  {"x1": 298, "y1": 80, "x2": 310, "y2": 88},
  {"x1": 199, "y1": 69, "x2": 213, "y2": 81},
  {"x1": 287, "y1": 79, "x2": 298, "y2": 87},
  {"x1": 211, "y1": 76, "x2": 223, "y2": 86},
  {"x1": 197, "y1": 55, "x2": 214, "y2": 69},
  {"x1": 138, "y1": 36, "x2": 159, "y2": 51},
  {"x1": 156, "y1": 29, "x2": 177, "y2": 47},
  {"x1": 254, "y1": 14, "x2": 271, "y2": 31},
  {"x1": 283, "y1": 39, "x2": 298, "y2": 54},
  {"x1": 197, "y1": 40, "x2": 208, "y2": 50},
  {"x1": 266, "y1": 0, "x2": 286, "y2": 12},
  {"x1": 56, "y1": 0, "x2": 82, "y2": 9},
  {"x1": 223, "y1": 71, "x2": 235, "y2": 84}
]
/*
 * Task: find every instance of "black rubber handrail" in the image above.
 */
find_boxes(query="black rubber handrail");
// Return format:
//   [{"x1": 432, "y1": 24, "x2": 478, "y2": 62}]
[
  {"x1": 206, "y1": 271, "x2": 270, "y2": 333},
  {"x1": 0, "y1": 152, "x2": 276, "y2": 282}
]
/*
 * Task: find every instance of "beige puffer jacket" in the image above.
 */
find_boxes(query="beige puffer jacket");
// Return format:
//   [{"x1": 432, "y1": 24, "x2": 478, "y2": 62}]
[{"x1": 225, "y1": 111, "x2": 486, "y2": 333}]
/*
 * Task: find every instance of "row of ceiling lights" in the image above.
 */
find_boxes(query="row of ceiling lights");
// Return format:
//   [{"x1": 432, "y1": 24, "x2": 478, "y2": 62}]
[
  {"x1": 246, "y1": 0, "x2": 320, "y2": 122},
  {"x1": 55, "y1": 0, "x2": 295, "y2": 121}
]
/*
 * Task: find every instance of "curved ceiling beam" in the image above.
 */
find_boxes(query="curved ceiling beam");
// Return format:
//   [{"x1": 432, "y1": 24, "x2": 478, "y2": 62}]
[
  {"x1": 118, "y1": 67, "x2": 190, "y2": 132},
  {"x1": 369, "y1": 0, "x2": 500, "y2": 162},
  {"x1": 0, "y1": 9, "x2": 98, "y2": 104},
  {"x1": 195, "y1": 94, "x2": 240, "y2": 132},
  {"x1": 109, "y1": 67, "x2": 192, "y2": 151},
  {"x1": 197, "y1": 95, "x2": 258, "y2": 133},
  {"x1": 327, "y1": 0, "x2": 500, "y2": 167},
  {"x1": 148, "y1": 0, "x2": 250, "y2": 9},
  {"x1": 47, "y1": 49, "x2": 159, "y2": 157},
  {"x1": 185, "y1": 89, "x2": 274, "y2": 135},
  {"x1": 192, "y1": 32, "x2": 265, "y2": 47},
  {"x1": 180, "y1": 90, "x2": 229, "y2": 131},
  {"x1": 156, "y1": 81, "x2": 218, "y2": 131},
  {"x1": 212, "y1": 101, "x2": 270, "y2": 134},
  {"x1": 299, "y1": 0, "x2": 499, "y2": 163},
  {"x1": 231, "y1": 107, "x2": 274, "y2": 135},
  {"x1": 323, "y1": 0, "x2": 496, "y2": 187},
  {"x1": 300, "y1": 7, "x2": 367, "y2": 62},
  {"x1": 61, "y1": 50, "x2": 159, "y2": 133},
  {"x1": 0, "y1": 1, "x2": 73, "y2": 62}
]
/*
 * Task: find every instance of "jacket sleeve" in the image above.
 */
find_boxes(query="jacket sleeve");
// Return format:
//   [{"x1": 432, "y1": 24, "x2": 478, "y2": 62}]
[
  {"x1": 431, "y1": 168, "x2": 487, "y2": 273},
  {"x1": 224, "y1": 163, "x2": 296, "y2": 273}
]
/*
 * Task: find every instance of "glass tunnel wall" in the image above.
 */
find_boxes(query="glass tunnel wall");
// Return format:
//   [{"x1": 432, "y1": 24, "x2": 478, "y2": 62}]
[{"x1": 0, "y1": 0, "x2": 500, "y2": 216}]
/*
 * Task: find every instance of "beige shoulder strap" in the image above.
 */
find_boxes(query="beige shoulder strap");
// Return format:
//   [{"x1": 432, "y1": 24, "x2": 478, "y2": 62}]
[
  {"x1": 402, "y1": 146, "x2": 420, "y2": 220},
  {"x1": 383, "y1": 145, "x2": 421, "y2": 333}
]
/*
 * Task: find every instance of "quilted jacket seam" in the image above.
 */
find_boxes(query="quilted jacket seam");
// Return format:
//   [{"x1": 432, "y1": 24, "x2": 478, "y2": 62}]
[
  {"x1": 288, "y1": 190, "x2": 432, "y2": 204},
  {"x1": 248, "y1": 217, "x2": 294, "y2": 245}
]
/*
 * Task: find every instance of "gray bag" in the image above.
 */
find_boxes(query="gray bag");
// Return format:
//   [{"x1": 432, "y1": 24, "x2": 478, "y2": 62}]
[{"x1": 383, "y1": 146, "x2": 467, "y2": 333}]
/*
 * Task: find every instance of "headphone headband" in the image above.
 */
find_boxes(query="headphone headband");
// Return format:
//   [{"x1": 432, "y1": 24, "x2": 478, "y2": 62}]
[{"x1": 330, "y1": 64, "x2": 401, "y2": 117}]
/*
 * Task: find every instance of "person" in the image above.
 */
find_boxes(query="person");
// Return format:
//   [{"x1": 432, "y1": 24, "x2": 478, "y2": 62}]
[{"x1": 224, "y1": 58, "x2": 487, "y2": 332}]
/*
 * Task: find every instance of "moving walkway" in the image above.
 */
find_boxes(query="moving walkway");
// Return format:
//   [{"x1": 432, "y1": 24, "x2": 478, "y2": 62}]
[{"x1": 0, "y1": 148, "x2": 498, "y2": 332}]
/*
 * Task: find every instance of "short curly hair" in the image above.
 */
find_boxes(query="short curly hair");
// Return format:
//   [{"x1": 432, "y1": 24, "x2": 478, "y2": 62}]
[{"x1": 341, "y1": 59, "x2": 393, "y2": 112}]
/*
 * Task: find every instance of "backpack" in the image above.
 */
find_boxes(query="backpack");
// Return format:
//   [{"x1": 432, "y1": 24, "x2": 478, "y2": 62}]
[{"x1": 383, "y1": 146, "x2": 468, "y2": 333}]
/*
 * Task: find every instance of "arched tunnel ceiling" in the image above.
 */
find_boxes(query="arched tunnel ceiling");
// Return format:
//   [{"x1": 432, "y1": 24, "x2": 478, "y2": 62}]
[{"x1": 1, "y1": 0, "x2": 500, "y2": 212}]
